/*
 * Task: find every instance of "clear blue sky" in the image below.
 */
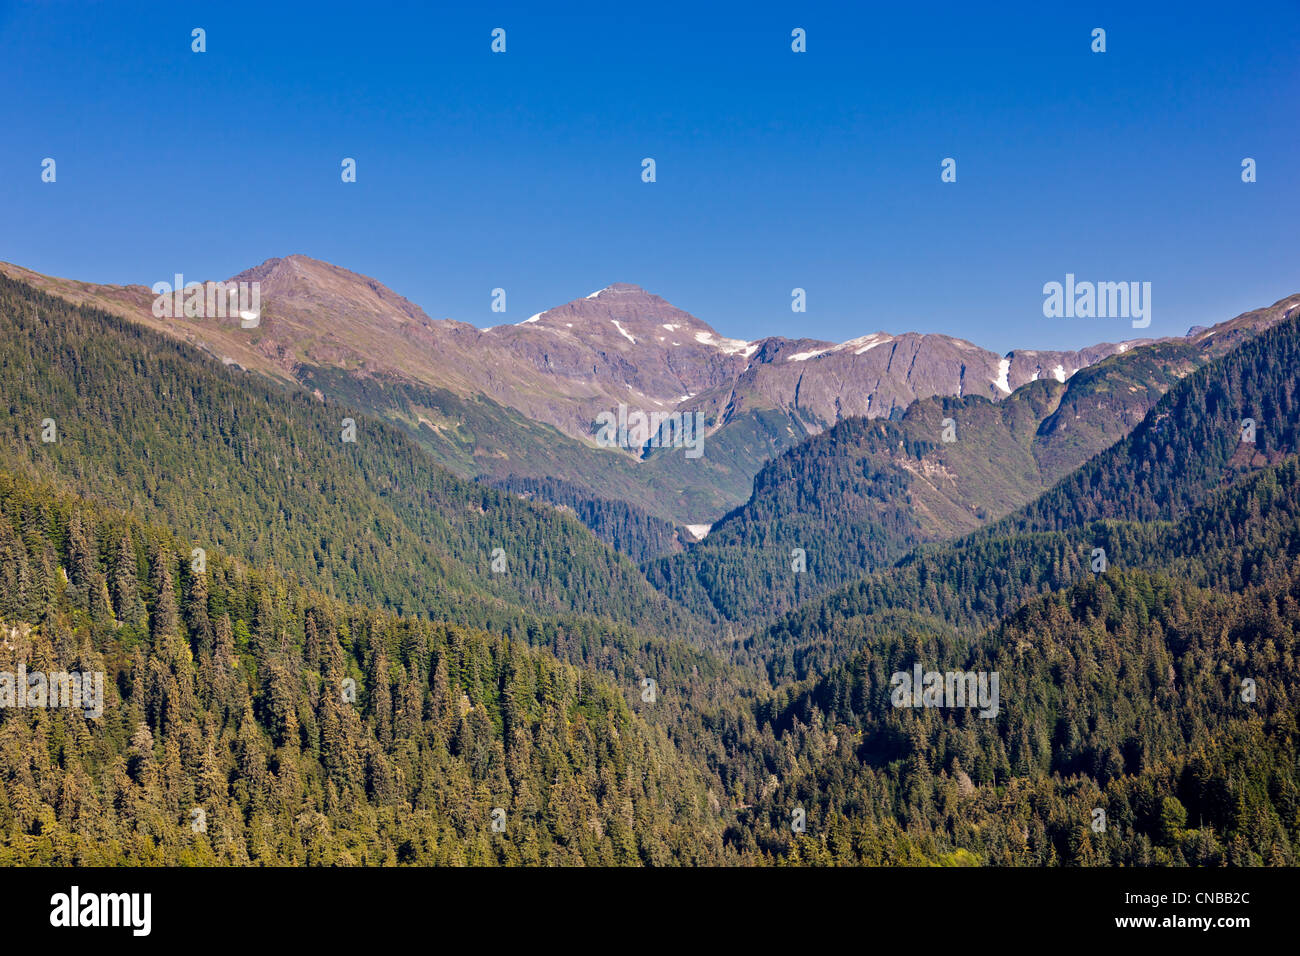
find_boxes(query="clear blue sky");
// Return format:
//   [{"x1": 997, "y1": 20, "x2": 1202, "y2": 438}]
[{"x1": 2, "y1": 0, "x2": 1296, "y2": 352}]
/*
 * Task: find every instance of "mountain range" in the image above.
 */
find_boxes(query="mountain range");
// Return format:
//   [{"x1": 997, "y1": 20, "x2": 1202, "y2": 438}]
[
  {"x1": 12, "y1": 255, "x2": 1290, "y2": 539},
  {"x1": 1, "y1": 257, "x2": 1298, "y2": 867}
]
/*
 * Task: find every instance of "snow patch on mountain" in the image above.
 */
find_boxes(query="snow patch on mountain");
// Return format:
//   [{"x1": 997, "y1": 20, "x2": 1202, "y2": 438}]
[
  {"x1": 834, "y1": 333, "x2": 893, "y2": 355},
  {"x1": 789, "y1": 333, "x2": 896, "y2": 362},
  {"x1": 695, "y1": 330, "x2": 753, "y2": 355},
  {"x1": 993, "y1": 357, "x2": 1011, "y2": 394},
  {"x1": 788, "y1": 348, "x2": 830, "y2": 362}
]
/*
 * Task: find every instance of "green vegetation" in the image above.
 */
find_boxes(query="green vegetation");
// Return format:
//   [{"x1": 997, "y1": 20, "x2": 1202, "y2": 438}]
[
  {"x1": 646, "y1": 351, "x2": 1200, "y2": 625},
  {"x1": 2, "y1": 273, "x2": 1297, "y2": 866},
  {"x1": 485, "y1": 475, "x2": 686, "y2": 564},
  {"x1": 0, "y1": 474, "x2": 726, "y2": 865},
  {"x1": 0, "y1": 275, "x2": 701, "y2": 640}
]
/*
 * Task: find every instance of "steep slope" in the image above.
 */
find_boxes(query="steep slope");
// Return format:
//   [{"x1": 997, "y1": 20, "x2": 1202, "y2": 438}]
[
  {"x1": 690, "y1": 329, "x2": 1141, "y2": 434},
  {"x1": 680, "y1": 312, "x2": 1300, "y2": 864},
  {"x1": 0, "y1": 273, "x2": 705, "y2": 640},
  {"x1": 0, "y1": 471, "x2": 730, "y2": 865},
  {"x1": 648, "y1": 293, "x2": 1300, "y2": 623},
  {"x1": 10, "y1": 451, "x2": 1297, "y2": 865},
  {"x1": 1006, "y1": 298, "x2": 1300, "y2": 533},
  {"x1": 741, "y1": 302, "x2": 1300, "y2": 679},
  {"x1": 484, "y1": 475, "x2": 688, "y2": 563},
  {"x1": 1, "y1": 256, "x2": 1216, "y2": 527},
  {"x1": 3, "y1": 264, "x2": 1299, "y2": 868}
]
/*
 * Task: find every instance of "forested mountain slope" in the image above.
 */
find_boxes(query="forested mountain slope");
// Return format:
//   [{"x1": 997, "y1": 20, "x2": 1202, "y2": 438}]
[
  {"x1": 0, "y1": 274, "x2": 705, "y2": 640},
  {"x1": 711, "y1": 567, "x2": 1300, "y2": 864},
  {"x1": 7, "y1": 443, "x2": 1296, "y2": 866},
  {"x1": 646, "y1": 297, "x2": 1300, "y2": 625},
  {"x1": 0, "y1": 473, "x2": 729, "y2": 865},
  {"x1": 484, "y1": 475, "x2": 688, "y2": 563},
  {"x1": 3, "y1": 266, "x2": 1298, "y2": 869},
  {"x1": 683, "y1": 313, "x2": 1300, "y2": 859},
  {"x1": 737, "y1": 304, "x2": 1300, "y2": 678},
  {"x1": 1003, "y1": 300, "x2": 1300, "y2": 534}
]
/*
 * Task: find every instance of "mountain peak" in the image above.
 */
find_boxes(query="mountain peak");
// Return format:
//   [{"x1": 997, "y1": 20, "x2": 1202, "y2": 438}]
[
  {"x1": 586, "y1": 282, "x2": 646, "y2": 297},
  {"x1": 231, "y1": 255, "x2": 432, "y2": 331},
  {"x1": 236, "y1": 251, "x2": 369, "y2": 283},
  {"x1": 512, "y1": 282, "x2": 727, "y2": 344}
]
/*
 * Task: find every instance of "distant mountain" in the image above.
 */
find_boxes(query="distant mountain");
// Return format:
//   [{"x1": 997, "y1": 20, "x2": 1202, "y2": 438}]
[
  {"x1": 0, "y1": 256, "x2": 1209, "y2": 529},
  {"x1": 739, "y1": 297, "x2": 1300, "y2": 681},
  {"x1": 647, "y1": 293, "x2": 1300, "y2": 623},
  {"x1": 0, "y1": 273, "x2": 706, "y2": 642},
  {"x1": 3, "y1": 260, "x2": 1299, "y2": 869}
]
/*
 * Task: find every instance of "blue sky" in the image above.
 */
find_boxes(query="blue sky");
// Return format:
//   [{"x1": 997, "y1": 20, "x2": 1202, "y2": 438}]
[{"x1": 2, "y1": 0, "x2": 1296, "y2": 352}]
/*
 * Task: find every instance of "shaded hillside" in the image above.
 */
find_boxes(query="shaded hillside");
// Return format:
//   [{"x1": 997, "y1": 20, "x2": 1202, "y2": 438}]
[
  {"x1": 740, "y1": 303, "x2": 1300, "y2": 678},
  {"x1": 484, "y1": 475, "x2": 687, "y2": 563},
  {"x1": 648, "y1": 295, "x2": 1299, "y2": 625},
  {"x1": 0, "y1": 274, "x2": 702, "y2": 640}
]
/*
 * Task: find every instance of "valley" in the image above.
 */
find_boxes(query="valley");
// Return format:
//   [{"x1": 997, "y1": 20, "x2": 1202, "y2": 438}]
[{"x1": 0, "y1": 261, "x2": 1296, "y2": 866}]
